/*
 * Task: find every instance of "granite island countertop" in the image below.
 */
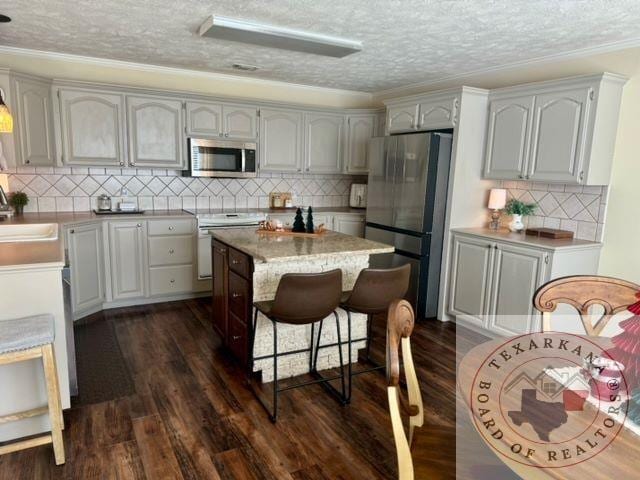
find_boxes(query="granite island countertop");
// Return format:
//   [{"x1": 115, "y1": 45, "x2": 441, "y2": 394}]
[{"x1": 211, "y1": 227, "x2": 394, "y2": 263}]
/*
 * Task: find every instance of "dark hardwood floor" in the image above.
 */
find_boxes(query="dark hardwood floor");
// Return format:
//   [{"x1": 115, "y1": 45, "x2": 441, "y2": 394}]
[{"x1": 0, "y1": 298, "x2": 468, "y2": 480}]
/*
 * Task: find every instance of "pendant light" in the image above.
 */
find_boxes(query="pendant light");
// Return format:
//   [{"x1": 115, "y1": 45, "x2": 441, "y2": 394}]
[{"x1": 0, "y1": 88, "x2": 13, "y2": 133}]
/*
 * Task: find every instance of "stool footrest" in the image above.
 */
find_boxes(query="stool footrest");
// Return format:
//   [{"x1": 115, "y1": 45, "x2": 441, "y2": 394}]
[
  {"x1": 0, "y1": 406, "x2": 49, "y2": 425},
  {"x1": 0, "y1": 433, "x2": 52, "y2": 456}
]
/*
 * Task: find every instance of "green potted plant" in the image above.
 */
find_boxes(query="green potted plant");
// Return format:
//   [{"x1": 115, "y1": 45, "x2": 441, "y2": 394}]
[
  {"x1": 504, "y1": 198, "x2": 536, "y2": 232},
  {"x1": 9, "y1": 191, "x2": 29, "y2": 215}
]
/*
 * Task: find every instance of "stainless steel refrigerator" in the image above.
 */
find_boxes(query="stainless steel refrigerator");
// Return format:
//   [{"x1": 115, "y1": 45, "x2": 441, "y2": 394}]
[{"x1": 365, "y1": 132, "x2": 452, "y2": 319}]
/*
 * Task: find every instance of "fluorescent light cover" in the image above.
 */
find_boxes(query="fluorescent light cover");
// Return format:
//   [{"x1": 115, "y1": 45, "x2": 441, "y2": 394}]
[{"x1": 199, "y1": 15, "x2": 362, "y2": 58}]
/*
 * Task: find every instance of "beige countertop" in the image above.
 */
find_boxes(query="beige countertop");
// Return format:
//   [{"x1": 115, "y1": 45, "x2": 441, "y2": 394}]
[
  {"x1": 211, "y1": 227, "x2": 394, "y2": 263},
  {"x1": 452, "y1": 227, "x2": 602, "y2": 251},
  {"x1": 185, "y1": 207, "x2": 366, "y2": 215}
]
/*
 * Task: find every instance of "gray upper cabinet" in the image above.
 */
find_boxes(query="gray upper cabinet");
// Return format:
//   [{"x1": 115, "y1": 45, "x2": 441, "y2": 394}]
[
  {"x1": 483, "y1": 95, "x2": 534, "y2": 180},
  {"x1": 387, "y1": 103, "x2": 418, "y2": 133},
  {"x1": 482, "y1": 74, "x2": 625, "y2": 185},
  {"x1": 416, "y1": 97, "x2": 457, "y2": 130},
  {"x1": 223, "y1": 104, "x2": 257, "y2": 139},
  {"x1": 304, "y1": 113, "x2": 344, "y2": 174},
  {"x1": 186, "y1": 101, "x2": 222, "y2": 137},
  {"x1": 345, "y1": 114, "x2": 376, "y2": 174},
  {"x1": 487, "y1": 243, "x2": 546, "y2": 336},
  {"x1": 259, "y1": 108, "x2": 303, "y2": 172},
  {"x1": 185, "y1": 101, "x2": 256, "y2": 139},
  {"x1": 12, "y1": 76, "x2": 56, "y2": 166},
  {"x1": 527, "y1": 87, "x2": 590, "y2": 183},
  {"x1": 58, "y1": 88, "x2": 127, "y2": 166},
  {"x1": 127, "y1": 95, "x2": 185, "y2": 169}
]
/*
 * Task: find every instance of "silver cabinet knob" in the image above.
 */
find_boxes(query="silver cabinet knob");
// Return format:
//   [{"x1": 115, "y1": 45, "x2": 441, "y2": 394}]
[
  {"x1": 232, "y1": 292, "x2": 241, "y2": 298},
  {"x1": 170, "y1": 279, "x2": 175, "y2": 283},
  {"x1": 224, "y1": 133, "x2": 229, "y2": 137},
  {"x1": 168, "y1": 226, "x2": 174, "y2": 230},
  {"x1": 120, "y1": 161, "x2": 125, "y2": 166},
  {"x1": 231, "y1": 259, "x2": 240, "y2": 264},
  {"x1": 168, "y1": 248, "x2": 174, "y2": 254},
  {"x1": 232, "y1": 335, "x2": 241, "y2": 340},
  {"x1": 70, "y1": 229, "x2": 75, "y2": 234},
  {"x1": 136, "y1": 223, "x2": 142, "y2": 227}
]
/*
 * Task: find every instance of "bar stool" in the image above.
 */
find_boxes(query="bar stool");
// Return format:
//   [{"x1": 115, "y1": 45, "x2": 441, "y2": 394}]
[
  {"x1": 340, "y1": 263, "x2": 411, "y2": 402},
  {"x1": 0, "y1": 314, "x2": 65, "y2": 465},
  {"x1": 247, "y1": 269, "x2": 344, "y2": 422}
]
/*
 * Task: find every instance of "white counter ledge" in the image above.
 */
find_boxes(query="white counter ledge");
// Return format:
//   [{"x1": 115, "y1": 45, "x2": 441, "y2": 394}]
[{"x1": 451, "y1": 227, "x2": 602, "y2": 251}]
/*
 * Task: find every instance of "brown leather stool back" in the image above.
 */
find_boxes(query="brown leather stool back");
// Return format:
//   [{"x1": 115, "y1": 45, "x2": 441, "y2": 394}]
[
  {"x1": 270, "y1": 269, "x2": 343, "y2": 325},
  {"x1": 342, "y1": 264, "x2": 411, "y2": 315}
]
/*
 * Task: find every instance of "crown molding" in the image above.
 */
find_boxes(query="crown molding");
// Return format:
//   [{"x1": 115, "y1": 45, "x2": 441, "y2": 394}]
[
  {"x1": 0, "y1": 45, "x2": 373, "y2": 100},
  {"x1": 373, "y1": 36, "x2": 640, "y2": 100}
]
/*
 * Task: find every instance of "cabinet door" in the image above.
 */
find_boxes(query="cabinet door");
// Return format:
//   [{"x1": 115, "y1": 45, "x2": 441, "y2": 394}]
[
  {"x1": 13, "y1": 77, "x2": 56, "y2": 166},
  {"x1": 186, "y1": 101, "x2": 222, "y2": 137},
  {"x1": 528, "y1": 87, "x2": 591, "y2": 183},
  {"x1": 387, "y1": 104, "x2": 418, "y2": 133},
  {"x1": 334, "y1": 214, "x2": 365, "y2": 237},
  {"x1": 127, "y1": 95, "x2": 185, "y2": 169},
  {"x1": 58, "y1": 88, "x2": 127, "y2": 166},
  {"x1": 416, "y1": 97, "x2": 457, "y2": 130},
  {"x1": 212, "y1": 241, "x2": 228, "y2": 339},
  {"x1": 109, "y1": 221, "x2": 146, "y2": 300},
  {"x1": 488, "y1": 243, "x2": 547, "y2": 336},
  {"x1": 483, "y1": 95, "x2": 534, "y2": 180},
  {"x1": 259, "y1": 108, "x2": 303, "y2": 172},
  {"x1": 223, "y1": 104, "x2": 257, "y2": 139},
  {"x1": 448, "y1": 235, "x2": 494, "y2": 328},
  {"x1": 68, "y1": 223, "x2": 104, "y2": 313},
  {"x1": 345, "y1": 114, "x2": 376, "y2": 174},
  {"x1": 304, "y1": 113, "x2": 344, "y2": 174}
]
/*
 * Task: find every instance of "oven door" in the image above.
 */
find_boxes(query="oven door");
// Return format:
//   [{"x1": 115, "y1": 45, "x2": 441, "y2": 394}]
[{"x1": 188, "y1": 138, "x2": 256, "y2": 178}]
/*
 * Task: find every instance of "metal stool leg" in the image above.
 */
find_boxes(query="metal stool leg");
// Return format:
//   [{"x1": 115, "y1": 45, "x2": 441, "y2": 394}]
[
  {"x1": 334, "y1": 311, "x2": 346, "y2": 401},
  {"x1": 364, "y1": 313, "x2": 372, "y2": 361},
  {"x1": 346, "y1": 309, "x2": 353, "y2": 403},
  {"x1": 312, "y1": 319, "x2": 324, "y2": 372},
  {"x1": 246, "y1": 308, "x2": 259, "y2": 383},
  {"x1": 271, "y1": 319, "x2": 278, "y2": 423}
]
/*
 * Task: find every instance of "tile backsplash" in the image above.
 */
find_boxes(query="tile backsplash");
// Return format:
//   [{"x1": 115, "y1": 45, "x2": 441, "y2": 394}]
[
  {"x1": 3, "y1": 167, "x2": 365, "y2": 213},
  {"x1": 501, "y1": 180, "x2": 608, "y2": 241}
]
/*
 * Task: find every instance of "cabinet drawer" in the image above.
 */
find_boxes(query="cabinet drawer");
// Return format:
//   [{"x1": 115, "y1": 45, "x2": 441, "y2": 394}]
[
  {"x1": 229, "y1": 247, "x2": 252, "y2": 279},
  {"x1": 149, "y1": 265, "x2": 193, "y2": 295},
  {"x1": 228, "y1": 270, "x2": 250, "y2": 321},
  {"x1": 228, "y1": 310, "x2": 248, "y2": 364},
  {"x1": 148, "y1": 236, "x2": 193, "y2": 266},
  {"x1": 147, "y1": 218, "x2": 194, "y2": 236}
]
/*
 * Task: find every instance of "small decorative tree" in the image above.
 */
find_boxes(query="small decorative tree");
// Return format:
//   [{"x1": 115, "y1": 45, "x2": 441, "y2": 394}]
[
  {"x1": 292, "y1": 207, "x2": 306, "y2": 232},
  {"x1": 9, "y1": 191, "x2": 29, "y2": 215},
  {"x1": 306, "y1": 206, "x2": 314, "y2": 234}
]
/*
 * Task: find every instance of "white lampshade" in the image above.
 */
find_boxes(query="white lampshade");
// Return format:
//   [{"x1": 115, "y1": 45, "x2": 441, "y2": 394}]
[
  {"x1": 0, "y1": 173, "x2": 8, "y2": 192},
  {"x1": 488, "y1": 188, "x2": 507, "y2": 210}
]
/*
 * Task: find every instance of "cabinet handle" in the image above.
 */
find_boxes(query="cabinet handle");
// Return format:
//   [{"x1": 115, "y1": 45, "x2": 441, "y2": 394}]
[
  {"x1": 578, "y1": 171, "x2": 585, "y2": 183},
  {"x1": 224, "y1": 133, "x2": 229, "y2": 137},
  {"x1": 70, "y1": 229, "x2": 75, "y2": 234},
  {"x1": 136, "y1": 223, "x2": 142, "y2": 227},
  {"x1": 120, "y1": 161, "x2": 125, "y2": 166},
  {"x1": 305, "y1": 167, "x2": 310, "y2": 172},
  {"x1": 219, "y1": 247, "x2": 227, "y2": 253},
  {"x1": 525, "y1": 174, "x2": 530, "y2": 180},
  {"x1": 232, "y1": 335, "x2": 241, "y2": 340},
  {"x1": 168, "y1": 226, "x2": 174, "y2": 231},
  {"x1": 25, "y1": 160, "x2": 31, "y2": 164},
  {"x1": 494, "y1": 245, "x2": 498, "y2": 250},
  {"x1": 518, "y1": 174, "x2": 524, "y2": 179},
  {"x1": 168, "y1": 248, "x2": 175, "y2": 254},
  {"x1": 544, "y1": 254, "x2": 550, "y2": 264},
  {"x1": 231, "y1": 259, "x2": 240, "y2": 264},
  {"x1": 297, "y1": 168, "x2": 302, "y2": 172},
  {"x1": 487, "y1": 244, "x2": 492, "y2": 249},
  {"x1": 232, "y1": 292, "x2": 241, "y2": 298},
  {"x1": 170, "y1": 279, "x2": 175, "y2": 283}
]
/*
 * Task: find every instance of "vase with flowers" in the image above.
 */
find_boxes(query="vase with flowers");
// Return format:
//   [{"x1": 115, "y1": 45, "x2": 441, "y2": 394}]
[{"x1": 504, "y1": 198, "x2": 536, "y2": 232}]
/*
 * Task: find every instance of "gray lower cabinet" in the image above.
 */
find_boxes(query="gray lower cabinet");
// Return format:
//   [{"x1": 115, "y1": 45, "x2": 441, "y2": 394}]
[
  {"x1": 259, "y1": 108, "x2": 303, "y2": 172},
  {"x1": 333, "y1": 213, "x2": 366, "y2": 237},
  {"x1": 108, "y1": 221, "x2": 147, "y2": 300},
  {"x1": 12, "y1": 75, "x2": 56, "y2": 166},
  {"x1": 448, "y1": 235, "x2": 495, "y2": 328},
  {"x1": 487, "y1": 243, "x2": 547, "y2": 336},
  {"x1": 67, "y1": 223, "x2": 105, "y2": 314},
  {"x1": 57, "y1": 88, "x2": 128, "y2": 166},
  {"x1": 127, "y1": 95, "x2": 185, "y2": 168}
]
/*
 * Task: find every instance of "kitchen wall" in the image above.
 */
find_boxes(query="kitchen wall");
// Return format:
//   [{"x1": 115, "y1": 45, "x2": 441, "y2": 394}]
[
  {"x1": 501, "y1": 180, "x2": 608, "y2": 242},
  {"x1": 3, "y1": 166, "x2": 363, "y2": 213}
]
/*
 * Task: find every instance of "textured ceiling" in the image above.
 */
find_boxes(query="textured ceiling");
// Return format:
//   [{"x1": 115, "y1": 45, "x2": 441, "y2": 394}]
[{"x1": 1, "y1": 1, "x2": 640, "y2": 92}]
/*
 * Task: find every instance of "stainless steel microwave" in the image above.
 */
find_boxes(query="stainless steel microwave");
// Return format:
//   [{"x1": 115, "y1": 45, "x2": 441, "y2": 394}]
[{"x1": 184, "y1": 138, "x2": 257, "y2": 178}]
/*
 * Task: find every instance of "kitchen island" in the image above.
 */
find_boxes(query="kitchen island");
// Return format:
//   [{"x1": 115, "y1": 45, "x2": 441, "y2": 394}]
[{"x1": 210, "y1": 228, "x2": 394, "y2": 381}]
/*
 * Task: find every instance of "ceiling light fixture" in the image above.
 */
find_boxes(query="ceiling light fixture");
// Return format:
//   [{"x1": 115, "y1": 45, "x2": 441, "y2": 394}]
[
  {"x1": 232, "y1": 63, "x2": 259, "y2": 72},
  {"x1": 0, "y1": 15, "x2": 11, "y2": 23},
  {"x1": 199, "y1": 15, "x2": 362, "y2": 58}
]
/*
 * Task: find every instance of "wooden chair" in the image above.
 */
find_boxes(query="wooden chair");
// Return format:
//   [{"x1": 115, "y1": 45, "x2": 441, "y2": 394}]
[
  {"x1": 387, "y1": 300, "x2": 455, "y2": 480},
  {"x1": 0, "y1": 314, "x2": 65, "y2": 465},
  {"x1": 534, "y1": 275, "x2": 640, "y2": 336}
]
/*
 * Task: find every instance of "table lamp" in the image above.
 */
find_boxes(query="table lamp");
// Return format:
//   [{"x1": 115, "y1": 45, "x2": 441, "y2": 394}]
[{"x1": 488, "y1": 188, "x2": 507, "y2": 230}]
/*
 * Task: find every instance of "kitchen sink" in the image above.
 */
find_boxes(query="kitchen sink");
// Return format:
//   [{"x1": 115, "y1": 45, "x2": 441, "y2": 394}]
[{"x1": 0, "y1": 223, "x2": 59, "y2": 242}]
